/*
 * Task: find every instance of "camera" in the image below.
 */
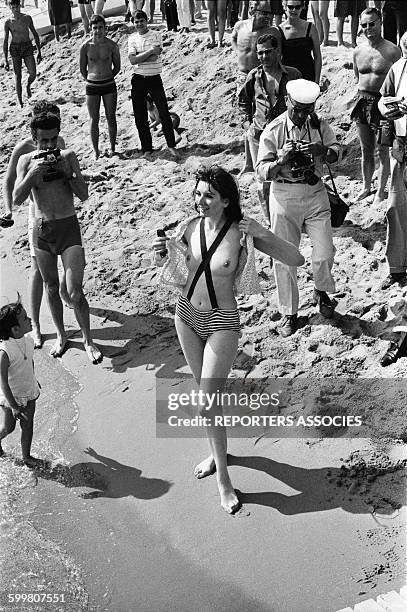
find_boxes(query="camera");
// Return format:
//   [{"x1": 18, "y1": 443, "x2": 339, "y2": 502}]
[
  {"x1": 289, "y1": 141, "x2": 319, "y2": 186},
  {"x1": 33, "y1": 148, "x2": 64, "y2": 182}
]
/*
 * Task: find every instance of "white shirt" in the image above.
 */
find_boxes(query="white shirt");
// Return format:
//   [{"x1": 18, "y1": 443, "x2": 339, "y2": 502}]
[
  {"x1": 379, "y1": 57, "x2": 407, "y2": 137},
  {"x1": 256, "y1": 111, "x2": 340, "y2": 183},
  {"x1": 128, "y1": 29, "x2": 162, "y2": 76}
]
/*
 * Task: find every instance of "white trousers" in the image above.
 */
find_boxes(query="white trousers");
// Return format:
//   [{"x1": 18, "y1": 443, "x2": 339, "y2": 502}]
[
  {"x1": 176, "y1": 0, "x2": 192, "y2": 27},
  {"x1": 269, "y1": 180, "x2": 336, "y2": 315}
]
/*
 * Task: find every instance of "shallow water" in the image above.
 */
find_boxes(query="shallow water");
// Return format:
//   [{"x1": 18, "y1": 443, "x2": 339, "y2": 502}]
[{"x1": 0, "y1": 350, "x2": 89, "y2": 611}]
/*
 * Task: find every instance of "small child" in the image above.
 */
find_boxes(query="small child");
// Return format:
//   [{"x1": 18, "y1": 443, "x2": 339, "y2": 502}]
[
  {"x1": 0, "y1": 297, "x2": 40, "y2": 467},
  {"x1": 146, "y1": 93, "x2": 182, "y2": 145}
]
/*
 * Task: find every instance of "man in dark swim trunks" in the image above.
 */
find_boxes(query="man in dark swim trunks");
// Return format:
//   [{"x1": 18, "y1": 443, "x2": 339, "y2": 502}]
[
  {"x1": 13, "y1": 112, "x2": 103, "y2": 364},
  {"x1": 352, "y1": 7, "x2": 400, "y2": 204},
  {"x1": 3, "y1": 0, "x2": 42, "y2": 108},
  {"x1": 80, "y1": 14, "x2": 121, "y2": 159}
]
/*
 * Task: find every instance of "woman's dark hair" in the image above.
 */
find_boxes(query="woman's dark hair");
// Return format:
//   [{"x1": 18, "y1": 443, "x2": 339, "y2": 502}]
[
  {"x1": 30, "y1": 112, "x2": 61, "y2": 141},
  {"x1": 0, "y1": 294, "x2": 22, "y2": 340},
  {"x1": 193, "y1": 165, "x2": 242, "y2": 222}
]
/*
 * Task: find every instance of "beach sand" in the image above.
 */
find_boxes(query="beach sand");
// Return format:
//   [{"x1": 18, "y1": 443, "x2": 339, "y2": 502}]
[{"x1": 0, "y1": 2, "x2": 406, "y2": 611}]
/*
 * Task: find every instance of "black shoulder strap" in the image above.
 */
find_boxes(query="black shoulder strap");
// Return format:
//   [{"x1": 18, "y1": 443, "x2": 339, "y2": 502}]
[
  {"x1": 312, "y1": 113, "x2": 339, "y2": 197},
  {"x1": 186, "y1": 218, "x2": 232, "y2": 308},
  {"x1": 306, "y1": 22, "x2": 311, "y2": 37},
  {"x1": 277, "y1": 26, "x2": 285, "y2": 40}
]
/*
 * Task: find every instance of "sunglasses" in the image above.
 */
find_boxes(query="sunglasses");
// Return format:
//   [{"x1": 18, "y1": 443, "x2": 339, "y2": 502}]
[
  {"x1": 360, "y1": 20, "x2": 379, "y2": 28},
  {"x1": 286, "y1": 5, "x2": 303, "y2": 10},
  {"x1": 289, "y1": 98, "x2": 314, "y2": 112}
]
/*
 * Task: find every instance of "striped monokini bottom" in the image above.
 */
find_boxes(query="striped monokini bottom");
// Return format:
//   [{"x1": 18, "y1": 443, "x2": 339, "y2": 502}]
[{"x1": 176, "y1": 295, "x2": 240, "y2": 340}]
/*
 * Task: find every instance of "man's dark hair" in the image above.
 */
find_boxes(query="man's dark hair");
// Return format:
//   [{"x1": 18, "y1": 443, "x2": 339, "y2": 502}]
[
  {"x1": 30, "y1": 112, "x2": 61, "y2": 140},
  {"x1": 134, "y1": 10, "x2": 148, "y2": 21},
  {"x1": 0, "y1": 295, "x2": 22, "y2": 340},
  {"x1": 193, "y1": 165, "x2": 242, "y2": 222},
  {"x1": 90, "y1": 14, "x2": 106, "y2": 27},
  {"x1": 32, "y1": 100, "x2": 61, "y2": 117},
  {"x1": 360, "y1": 7, "x2": 382, "y2": 21},
  {"x1": 257, "y1": 34, "x2": 279, "y2": 48},
  {"x1": 8, "y1": 0, "x2": 21, "y2": 7}
]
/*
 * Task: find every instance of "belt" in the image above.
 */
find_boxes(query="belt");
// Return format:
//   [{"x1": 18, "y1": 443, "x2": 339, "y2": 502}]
[{"x1": 275, "y1": 178, "x2": 308, "y2": 184}]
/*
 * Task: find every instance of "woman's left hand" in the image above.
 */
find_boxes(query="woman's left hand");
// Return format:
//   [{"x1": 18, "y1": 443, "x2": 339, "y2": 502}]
[{"x1": 239, "y1": 217, "x2": 264, "y2": 238}]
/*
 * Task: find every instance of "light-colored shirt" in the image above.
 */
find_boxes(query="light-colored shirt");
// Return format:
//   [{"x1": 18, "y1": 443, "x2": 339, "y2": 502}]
[
  {"x1": 0, "y1": 335, "x2": 39, "y2": 407},
  {"x1": 128, "y1": 29, "x2": 162, "y2": 76},
  {"x1": 379, "y1": 57, "x2": 407, "y2": 137},
  {"x1": 255, "y1": 111, "x2": 340, "y2": 183}
]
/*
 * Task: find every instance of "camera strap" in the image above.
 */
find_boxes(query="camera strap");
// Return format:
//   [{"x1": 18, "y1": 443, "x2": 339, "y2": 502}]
[{"x1": 311, "y1": 113, "x2": 340, "y2": 198}]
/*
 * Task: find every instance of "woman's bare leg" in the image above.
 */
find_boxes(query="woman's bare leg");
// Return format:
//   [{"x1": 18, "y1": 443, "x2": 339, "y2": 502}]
[
  {"x1": 200, "y1": 330, "x2": 240, "y2": 513},
  {"x1": 176, "y1": 316, "x2": 240, "y2": 512}
]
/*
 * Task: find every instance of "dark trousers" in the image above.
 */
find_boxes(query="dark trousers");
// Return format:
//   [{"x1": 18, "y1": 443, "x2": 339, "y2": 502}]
[
  {"x1": 383, "y1": 1, "x2": 407, "y2": 44},
  {"x1": 163, "y1": 0, "x2": 179, "y2": 30},
  {"x1": 229, "y1": 0, "x2": 240, "y2": 28},
  {"x1": 131, "y1": 73, "x2": 176, "y2": 152}
]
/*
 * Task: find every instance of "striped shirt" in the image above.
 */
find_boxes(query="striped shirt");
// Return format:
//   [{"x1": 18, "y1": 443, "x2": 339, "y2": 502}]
[{"x1": 128, "y1": 30, "x2": 162, "y2": 76}]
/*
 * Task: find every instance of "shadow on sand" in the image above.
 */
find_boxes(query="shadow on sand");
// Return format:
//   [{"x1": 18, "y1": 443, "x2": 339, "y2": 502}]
[
  {"x1": 229, "y1": 454, "x2": 406, "y2": 515},
  {"x1": 31, "y1": 447, "x2": 172, "y2": 500}
]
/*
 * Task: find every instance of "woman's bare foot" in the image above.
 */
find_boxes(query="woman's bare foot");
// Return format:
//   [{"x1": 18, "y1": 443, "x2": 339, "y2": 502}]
[
  {"x1": 32, "y1": 325, "x2": 43, "y2": 349},
  {"x1": 194, "y1": 455, "x2": 215, "y2": 479},
  {"x1": 218, "y1": 478, "x2": 240, "y2": 514},
  {"x1": 84, "y1": 342, "x2": 103, "y2": 364},
  {"x1": 354, "y1": 188, "x2": 372, "y2": 202},
  {"x1": 49, "y1": 336, "x2": 68, "y2": 358},
  {"x1": 373, "y1": 191, "x2": 387, "y2": 205}
]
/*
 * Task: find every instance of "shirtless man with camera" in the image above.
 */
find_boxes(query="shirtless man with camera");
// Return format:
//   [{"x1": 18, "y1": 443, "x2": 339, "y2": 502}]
[{"x1": 13, "y1": 112, "x2": 103, "y2": 364}]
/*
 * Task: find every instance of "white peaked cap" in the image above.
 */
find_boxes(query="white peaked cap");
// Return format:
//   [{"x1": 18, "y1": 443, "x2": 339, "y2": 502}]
[{"x1": 286, "y1": 79, "x2": 320, "y2": 104}]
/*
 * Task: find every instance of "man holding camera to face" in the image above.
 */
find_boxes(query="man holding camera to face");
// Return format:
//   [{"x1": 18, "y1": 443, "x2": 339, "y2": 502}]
[
  {"x1": 13, "y1": 112, "x2": 103, "y2": 364},
  {"x1": 256, "y1": 79, "x2": 340, "y2": 337}
]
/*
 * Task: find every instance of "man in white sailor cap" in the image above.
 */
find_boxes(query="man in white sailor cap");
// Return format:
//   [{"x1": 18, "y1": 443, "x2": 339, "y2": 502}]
[{"x1": 256, "y1": 78, "x2": 341, "y2": 337}]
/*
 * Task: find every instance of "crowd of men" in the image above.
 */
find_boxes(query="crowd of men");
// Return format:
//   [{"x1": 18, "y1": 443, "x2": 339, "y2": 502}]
[{"x1": 2, "y1": 0, "x2": 407, "y2": 365}]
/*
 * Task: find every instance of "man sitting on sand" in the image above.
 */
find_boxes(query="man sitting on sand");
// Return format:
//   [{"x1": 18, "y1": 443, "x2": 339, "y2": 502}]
[
  {"x1": 80, "y1": 14, "x2": 121, "y2": 160},
  {"x1": 3, "y1": 0, "x2": 42, "y2": 108},
  {"x1": 352, "y1": 7, "x2": 400, "y2": 204},
  {"x1": 146, "y1": 94, "x2": 182, "y2": 144},
  {"x1": 2, "y1": 100, "x2": 69, "y2": 350},
  {"x1": 13, "y1": 112, "x2": 103, "y2": 364}
]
